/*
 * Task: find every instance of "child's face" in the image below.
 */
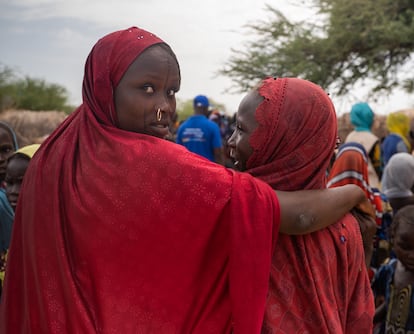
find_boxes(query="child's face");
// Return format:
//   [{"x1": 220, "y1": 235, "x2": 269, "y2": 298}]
[
  {"x1": 393, "y1": 220, "x2": 414, "y2": 271},
  {"x1": 0, "y1": 128, "x2": 16, "y2": 182},
  {"x1": 5, "y1": 155, "x2": 29, "y2": 212}
]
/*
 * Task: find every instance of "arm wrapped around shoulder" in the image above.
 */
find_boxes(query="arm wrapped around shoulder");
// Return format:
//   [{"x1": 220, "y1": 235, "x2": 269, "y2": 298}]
[{"x1": 277, "y1": 184, "x2": 369, "y2": 235}]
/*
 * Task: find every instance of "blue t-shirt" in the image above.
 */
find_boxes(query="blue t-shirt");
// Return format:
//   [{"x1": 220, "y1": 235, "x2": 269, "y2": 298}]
[{"x1": 176, "y1": 115, "x2": 222, "y2": 162}]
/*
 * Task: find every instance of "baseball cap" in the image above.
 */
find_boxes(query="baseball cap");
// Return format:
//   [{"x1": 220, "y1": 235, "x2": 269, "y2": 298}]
[{"x1": 193, "y1": 95, "x2": 209, "y2": 108}]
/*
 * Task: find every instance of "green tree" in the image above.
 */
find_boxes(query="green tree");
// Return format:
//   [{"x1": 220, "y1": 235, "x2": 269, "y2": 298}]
[
  {"x1": 0, "y1": 64, "x2": 74, "y2": 113},
  {"x1": 219, "y1": 0, "x2": 414, "y2": 97},
  {"x1": 14, "y1": 77, "x2": 69, "y2": 112},
  {"x1": 176, "y1": 99, "x2": 194, "y2": 121},
  {"x1": 0, "y1": 65, "x2": 18, "y2": 110}
]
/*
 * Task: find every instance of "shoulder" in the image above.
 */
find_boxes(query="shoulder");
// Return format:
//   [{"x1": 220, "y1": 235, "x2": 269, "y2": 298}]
[
  {"x1": 205, "y1": 119, "x2": 220, "y2": 129},
  {"x1": 346, "y1": 131, "x2": 379, "y2": 150},
  {"x1": 396, "y1": 140, "x2": 409, "y2": 153},
  {"x1": 376, "y1": 259, "x2": 397, "y2": 278},
  {"x1": 233, "y1": 172, "x2": 278, "y2": 205},
  {"x1": 178, "y1": 117, "x2": 193, "y2": 128},
  {"x1": 230, "y1": 171, "x2": 280, "y2": 222},
  {"x1": 383, "y1": 133, "x2": 402, "y2": 144}
]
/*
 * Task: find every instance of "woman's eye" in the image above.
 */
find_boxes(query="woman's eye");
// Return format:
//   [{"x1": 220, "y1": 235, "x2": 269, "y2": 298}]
[
  {"x1": 143, "y1": 85, "x2": 154, "y2": 94},
  {"x1": 167, "y1": 89, "x2": 176, "y2": 97}
]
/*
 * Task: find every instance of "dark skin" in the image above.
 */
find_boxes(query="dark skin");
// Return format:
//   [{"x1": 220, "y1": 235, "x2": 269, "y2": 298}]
[
  {"x1": 114, "y1": 45, "x2": 180, "y2": 139},
  {"x1": 5, "y1": 155, "x2": 30, "y2": 212},
  {"x1": 389, "y1": 196, "x2": 414, "y2": 213},
  {"x1": 114, "y1": 48, "x2": 369, "y2": 235},
  {"x1": 351, "y1": 208, "x2": 377, "y2": 269},
  {"x1": 374, "y1": 215, "x2": 414, "y2": 324},
  {"x1": 409, "y1": 118, "x2": 414, "y2": 151},
  {"x1": 0, "y1": 128, "x2": 16, "y2": 183},
  {"x1": 392, "y1": 220, "x2": 414, "y2": 282},
  {"x1": 228, "y1": 89, "x2": 376, "y2": 234}
]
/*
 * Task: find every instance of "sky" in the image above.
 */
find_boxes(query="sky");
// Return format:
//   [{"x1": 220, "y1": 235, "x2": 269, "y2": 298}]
[{"x1": 0, "y1": 0, "x2": 413, "y2": 115}]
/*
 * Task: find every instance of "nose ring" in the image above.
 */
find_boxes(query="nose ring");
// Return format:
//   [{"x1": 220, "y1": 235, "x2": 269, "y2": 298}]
[{"x1": 156, "y1": 108, "x2": 162, "y2": 122}]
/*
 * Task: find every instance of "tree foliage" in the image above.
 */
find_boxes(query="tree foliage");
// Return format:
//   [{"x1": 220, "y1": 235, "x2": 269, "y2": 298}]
[
  {"x1": 219, "y1": 0, "x2": 414, "y2": 98},
  {"x1": 0, "y1": 64, "x2": 74, "y2": 113}
]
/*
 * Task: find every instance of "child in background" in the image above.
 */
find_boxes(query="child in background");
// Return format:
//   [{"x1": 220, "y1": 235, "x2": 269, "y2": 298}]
[
  {"x1": 0, "y1": 122, "x2": 18, "y2": 251},
  {"x1": 372, "y1": 204, "x2": 414, "y2": 333},
  {"x1": 0, "y1": 144, "x2": 40, "y2": 294},
  {"x1": 5, "y1": 144, "x2": 40, "y2": 212},
  {"x1": 0, "y1": 122, "x2": 18, "y2": 297}
]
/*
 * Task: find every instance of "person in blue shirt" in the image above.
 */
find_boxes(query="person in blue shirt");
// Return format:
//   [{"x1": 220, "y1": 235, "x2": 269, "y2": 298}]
[{"x1": 176, "y1": 95, "x2": 224, "y2": 164}]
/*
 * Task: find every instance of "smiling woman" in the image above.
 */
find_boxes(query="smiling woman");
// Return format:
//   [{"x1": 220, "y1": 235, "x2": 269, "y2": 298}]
[{"x1": 227, "y1": 77, "x2": 375, "y2": 333}]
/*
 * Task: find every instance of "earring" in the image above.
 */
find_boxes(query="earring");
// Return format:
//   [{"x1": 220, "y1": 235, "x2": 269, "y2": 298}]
[{"x1": 156, "y1": 108, "x2": 162, "y2": 122}]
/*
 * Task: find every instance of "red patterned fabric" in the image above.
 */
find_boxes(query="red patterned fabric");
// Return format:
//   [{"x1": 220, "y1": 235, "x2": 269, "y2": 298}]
[
  {"x1": 247, "y1": 78, "x2": 374, "y2": 333},
  {"x1": 327, "y1": 142, "x2": 383, "y2": 225},
  {"x1": 0, "y1": 27, "x2": 281, "y2": 333}
]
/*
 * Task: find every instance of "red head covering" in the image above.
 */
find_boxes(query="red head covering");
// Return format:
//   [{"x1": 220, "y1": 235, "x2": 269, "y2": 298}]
[
  {"x1": 82, "y1": 26, "x2": 165, "y2": 126},
  {"x1": 0, "y1": 27, "x2": 281, "y2": 334},
  {"x1": 246, "y1": 78, "x2": 374, "y2": 333},
  {"x1": 247, "y1": 77, "x2": 336, "y2": 190}
]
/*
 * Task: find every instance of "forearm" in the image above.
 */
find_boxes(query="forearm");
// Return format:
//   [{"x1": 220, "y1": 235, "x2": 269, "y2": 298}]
[{"x1": 276, "y1": 184, "x2": 366, "y2": 235}]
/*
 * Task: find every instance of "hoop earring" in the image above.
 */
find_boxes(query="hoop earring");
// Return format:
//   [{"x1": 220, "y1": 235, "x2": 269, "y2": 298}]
[{"x1": 156, "y1": 108, "x2": 162, "y2": 122}]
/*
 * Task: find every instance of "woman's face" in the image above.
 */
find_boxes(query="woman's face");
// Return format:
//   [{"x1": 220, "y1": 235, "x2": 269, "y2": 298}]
[
  {"x1": 5, "y1": 155, "x2": 29, "y2": 212},
  {"x1": 114, "y1": 45, "x2": 181, "y2": 139},
  {"x1": 227, "y1": 90, "x2": 263, "y2": 171},
  {"x1": 0, "y1": 128, "x2": 16, "y2": 182}
]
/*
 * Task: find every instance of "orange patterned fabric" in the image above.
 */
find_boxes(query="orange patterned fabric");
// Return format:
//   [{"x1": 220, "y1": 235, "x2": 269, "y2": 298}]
[
  {"x1": 246, "y1": 78, "x2": 374, "y2": 333},
  {"x1": 327, "y1": 142, "x2": 383, "y2": 225},
  {"x1": 0, "y1": 27, "x2": 281, "y2": 333}
]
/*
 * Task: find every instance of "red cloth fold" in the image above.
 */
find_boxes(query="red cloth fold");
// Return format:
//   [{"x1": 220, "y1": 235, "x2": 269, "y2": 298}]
[
  {"x1": 0, "y1": 27, "x2": 280, "y2": 333},
  {"x1": 248, "y1": 78, "x2": 375, "y2": 333}
]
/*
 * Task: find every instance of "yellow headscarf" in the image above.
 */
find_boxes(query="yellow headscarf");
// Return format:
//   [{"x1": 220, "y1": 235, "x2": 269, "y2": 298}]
[
  {"x1": 15, "y1": 144, "x2": 41, "y2": 159},
  {"x1": 386, "y1": 111, "x2": 411, "y2": 151}
]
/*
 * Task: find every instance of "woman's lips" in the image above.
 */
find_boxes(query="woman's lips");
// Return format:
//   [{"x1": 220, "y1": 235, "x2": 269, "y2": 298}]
[
  {"x1": 150, "y1": 123, "x2": 170, "y2": 138},
  {"x1": 229, "y1": 149, "x2": 239, "y2": 167}
]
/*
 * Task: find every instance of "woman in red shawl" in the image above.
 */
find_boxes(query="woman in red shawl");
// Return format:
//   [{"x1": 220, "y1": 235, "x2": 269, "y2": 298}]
[
  {"x1": 0, "y1": 28, "x2": 370, "y2": 333},
  {"x1": 228, "y1": 77, "x2": 375, "y2": 333}
]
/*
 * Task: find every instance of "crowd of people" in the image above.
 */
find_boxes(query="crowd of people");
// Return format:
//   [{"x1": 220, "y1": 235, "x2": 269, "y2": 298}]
[
  {"x1": 329, "y1": 102, "x2": 414, "y2": 334},
  {"x1": 0, "y1": 25, "x2": 413, "y2": 333}
]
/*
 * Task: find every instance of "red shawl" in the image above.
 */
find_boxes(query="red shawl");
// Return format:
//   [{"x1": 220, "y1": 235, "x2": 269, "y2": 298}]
[
  {"x1": 248, "y1": 78, "x2": 374, "y2": 333},
  {"x1": 0, "y1": 27, "x2": 281, "y2": 333}
]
